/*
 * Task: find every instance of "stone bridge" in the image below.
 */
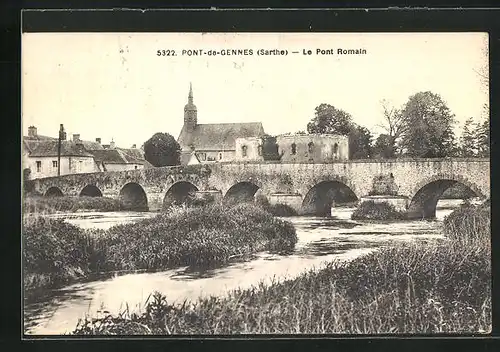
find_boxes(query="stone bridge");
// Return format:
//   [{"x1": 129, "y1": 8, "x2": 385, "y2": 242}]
[{"x1": 30, "y1": 158, "x2": 490, "y2": 219}]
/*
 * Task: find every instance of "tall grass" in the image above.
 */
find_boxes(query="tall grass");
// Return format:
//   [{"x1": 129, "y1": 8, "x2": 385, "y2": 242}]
[
  {"x1": 24, "y1": 195, "x2": 124, "y2": 214},
  {"x1": 73, "y1": 204, "x2": 491, "y2": 335},
  {"x1": 23, "y1": 202, "x2": 297, "y2": 292}
]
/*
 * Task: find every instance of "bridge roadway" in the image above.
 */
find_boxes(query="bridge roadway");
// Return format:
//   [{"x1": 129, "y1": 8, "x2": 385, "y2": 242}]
[{"x1": 31, "y1": 158, "x2": 490, "y2": 219}]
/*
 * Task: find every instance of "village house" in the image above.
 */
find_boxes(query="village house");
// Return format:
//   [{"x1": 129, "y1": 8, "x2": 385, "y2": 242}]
[
  {"x1": 177, "y1": 83, "x2": 265, "y2": 165},
  {"x1": 23, "y1": 125, "x2": 150, "y2": 179},
  {"x1": 276, "y1": 134, "x2": 349, "y2": 162}
]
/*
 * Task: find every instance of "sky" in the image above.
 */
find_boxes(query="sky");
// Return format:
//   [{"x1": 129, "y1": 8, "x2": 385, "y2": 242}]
[{"x1": 22, "y1": 32, "x2": 488, "y2": 148}]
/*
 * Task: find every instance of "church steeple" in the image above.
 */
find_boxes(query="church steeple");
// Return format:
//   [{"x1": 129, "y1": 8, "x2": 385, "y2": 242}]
[
  {"x1": 188, "y1": 82, "x2": 193, "y2": 104},
  {"x1": 184, "y1": 82, "x2": 197, "y2": 132}
]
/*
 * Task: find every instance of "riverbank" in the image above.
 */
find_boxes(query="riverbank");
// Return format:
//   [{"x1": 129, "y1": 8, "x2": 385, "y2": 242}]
[
  {"x1": 72, "y1": 203, "x2": 490, "y2": 334},
  {"x1": 23, "y1": 202, "x2": 297, "y2": 294},
  {"x1": 23, "y1": 195, "x2": 125, "y2": 213}
]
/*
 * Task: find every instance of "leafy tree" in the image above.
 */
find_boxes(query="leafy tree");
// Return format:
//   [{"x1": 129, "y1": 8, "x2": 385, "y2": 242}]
[
  {"x1": 307, "y1": 104, "x2": 354, "y2": 135},
  {"x1": 474, "y1": 112, "x2": 490, "y2": 157},
  {"x1": 349, "y1": 125, "x2": 373, "y2": 159},
  {"x1": 143, "y1": 132, "x2": 181, "y2": 167},
  {"x1": 398, "y1": 92, "x2": 457, "y2": 158},
  {"x1": 261, "y1": 135, "x2": 282, "y2": 161},
  {"x1": 373, "y1": 133, "x2": 396, "y2": 158},
  {"x1": 459, "y1": 117, "x2": 477, "y2": 157}
]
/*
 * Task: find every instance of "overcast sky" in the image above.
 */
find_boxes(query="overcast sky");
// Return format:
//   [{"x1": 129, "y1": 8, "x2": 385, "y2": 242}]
[{"x1": 22, "y1": 32, "x2": 488, "y2": 148}]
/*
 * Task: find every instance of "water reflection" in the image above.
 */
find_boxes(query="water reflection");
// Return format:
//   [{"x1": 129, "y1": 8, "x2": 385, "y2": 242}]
[{"x1": 24, "y1": 199, "x2": 463, "y2": 335}]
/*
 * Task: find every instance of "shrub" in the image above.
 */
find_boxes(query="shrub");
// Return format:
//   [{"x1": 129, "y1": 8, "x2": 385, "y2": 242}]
[
  {"x1": 351, "y1": 200, "x2": 405, "y2": 220},
  {"x1": 73, "y1": 239, "x2": 491, "y2": 335}
]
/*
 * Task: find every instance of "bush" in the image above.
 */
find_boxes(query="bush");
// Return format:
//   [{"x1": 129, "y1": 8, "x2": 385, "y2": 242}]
[
  {"x1": 443, "y1": 203, "x2": 490, "y2": 249},
  {"x1": 351, "y1": 200, "x2": 405, "y2": 220},
  {"x1": 24, "y1": 196, "x2": 124, "y2": 214},
  {"x1": 73, "y1": 239, "x2": 491, "y2": 335}
]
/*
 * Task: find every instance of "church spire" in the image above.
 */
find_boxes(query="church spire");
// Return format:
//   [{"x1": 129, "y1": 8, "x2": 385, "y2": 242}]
[
  {"x1": 188, "y1": 82, "x2": 193, "y2": 104},
  {"x1": 184, "y1": 82, "x2": 197, "y2": 132}
]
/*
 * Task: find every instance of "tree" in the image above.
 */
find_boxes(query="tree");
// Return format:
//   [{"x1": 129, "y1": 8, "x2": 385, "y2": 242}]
[
  {"x1": 307, "y1": 104, "x2": 354, "y2": 135},
  {"x1": 143, "y1": 132, "x2": 181, "y2": 167},
  {"x1": 373, "y1": 133, "x2": 396, "y2": 158},
  {"x1": 377, "y1": 100, "x2": 407, "y2": 156},
  {"x1": 349, "y1": 125, "x2": 373, "y2": 159},
  {"x1": 459, "y1": 117, "x2": 477, "y2": 157},
  {"x1": 306, "y1": 104, "x2": 373, "y2": 159},
  {"x1": 474, "y1": 113, "x2": 490, "y2": 157},
  {"x1": 398, "y1": 92, "x2": 457, "y2": 158}
]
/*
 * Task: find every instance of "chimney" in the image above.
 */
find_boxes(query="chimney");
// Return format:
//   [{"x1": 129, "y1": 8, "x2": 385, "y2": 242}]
[
  {"x1": 110, "y1": 140, "x2": 116, "y2": 149},
  {"x1": 95, "y1": 137, "x2": 101, "y2": 144},
  {"x1": 131, "y1": 144, "x2": 136, "y2": 148},
  {"x1": 73, "y1": 134, "x2": 81, "y2": 142},
  {"x1": 28, "y1": 126, "x2": 37, "y2": 138}
]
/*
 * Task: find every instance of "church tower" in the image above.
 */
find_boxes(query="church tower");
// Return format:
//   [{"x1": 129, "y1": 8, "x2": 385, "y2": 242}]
[{"x1": 183, "y1": 82, "x2": 197, "y2": 132}]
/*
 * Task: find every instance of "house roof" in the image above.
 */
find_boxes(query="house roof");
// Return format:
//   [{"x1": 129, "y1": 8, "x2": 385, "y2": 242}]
[
  {"x1": 29, "y1": 140, "x2": 95, "y2": 157},
  {"x1": 177, "y1": 122, "x2": 265, "y2": 151},
  {"x1": 89, "y1": 148, "x2": 149, "y2": 165}
]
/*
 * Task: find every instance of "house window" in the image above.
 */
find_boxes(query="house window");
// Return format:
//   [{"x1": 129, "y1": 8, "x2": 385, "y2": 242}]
[
  {"x1": 241, "y1": 145, "x2": 247, "y2": 157},
  {"x1": 291, "y1": 143, "x2": 297, "y2": 155},
  {"x1": 308, "y1": 142, "x2": 314, "y2": 153},
  {"x1": 52, "y1": 160, "x2": 58, "y2": 168},
  {"x1": 198, "y1": 153, "x2": 207, "y2": 161},
  {"x1": 219, "y1": 153, "x2": 223, "y2": 160},
  {"x1": 36, "y1": 161, "x2": 41, "y2": 172}
]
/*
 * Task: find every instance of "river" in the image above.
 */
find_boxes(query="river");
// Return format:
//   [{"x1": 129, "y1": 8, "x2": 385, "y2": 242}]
[{"x1": 23, "y1": 199, "x2": 465, "y2": 335}]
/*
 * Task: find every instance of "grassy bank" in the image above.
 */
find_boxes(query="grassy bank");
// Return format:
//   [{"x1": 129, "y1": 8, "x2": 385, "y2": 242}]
[
  {"x1": 73, "y1": 203, "x2": 491, "y2": 335},
  {"x1": 24, "y1": 195, "x2": 124, "y2": 214},
  {"x1": 351, "y1": 200, "x2": 406, "y2": 221},
  {"x1": 23, "y1": 202, "x2": 297, "y2": 293}
]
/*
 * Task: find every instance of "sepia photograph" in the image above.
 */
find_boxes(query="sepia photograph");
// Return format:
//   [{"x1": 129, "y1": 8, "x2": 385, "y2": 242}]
[{"x1": 21, "y1": 32, "x2": 490, "y2": 336}]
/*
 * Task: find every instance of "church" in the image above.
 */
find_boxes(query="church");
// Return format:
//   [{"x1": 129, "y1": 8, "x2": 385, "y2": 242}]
[{"x1": 177, "y1": 84, "x2": 265, "y2": 165}]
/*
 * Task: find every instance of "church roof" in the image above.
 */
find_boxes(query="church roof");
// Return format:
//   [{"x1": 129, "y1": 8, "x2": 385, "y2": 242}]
[{"x1": 178, "y1": 122, "x2": 265, "y2": 151}]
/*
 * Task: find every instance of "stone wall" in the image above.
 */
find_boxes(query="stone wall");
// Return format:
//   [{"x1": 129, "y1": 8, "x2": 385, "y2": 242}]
[
  {"x1": 235, "y1": 137, "x2": 264, "y2": 161},
  {"x1": 276, "y1": 134, "x2": 349, "y2": 163}
]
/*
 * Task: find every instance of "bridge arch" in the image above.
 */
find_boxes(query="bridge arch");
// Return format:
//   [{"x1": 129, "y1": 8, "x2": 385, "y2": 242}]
[
  {"x1": 407, "y1": 174, "x2": 485, "y2": 219},
  {"x1": 119, "y1": 182, "x2": 148, "y2": 211},
  {"x1": 163, "y1": 181, "x2": 199, "y2": 209},
  {"x1": 45, "y1": 186, "x2": 64, "y2": 197},
  {"x1": 224, "y1": 181, "x2": 260, "y2": 203},
  {"x1": 79, "y1": 185, "x2": 103, "y2": 197},
  {"x1": 301, "y1": 179, "x2": 358, "y2": 216}
]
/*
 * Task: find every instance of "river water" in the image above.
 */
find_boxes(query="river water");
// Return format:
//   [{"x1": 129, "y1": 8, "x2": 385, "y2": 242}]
[{"x1": 24, "y1": 199, "x2": 464, "y2": 335}]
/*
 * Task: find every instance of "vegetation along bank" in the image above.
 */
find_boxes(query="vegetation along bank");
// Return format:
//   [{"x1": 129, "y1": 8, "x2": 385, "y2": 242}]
[{"x1": 72, "y1": 202, "x2": 491, "y2": 334}]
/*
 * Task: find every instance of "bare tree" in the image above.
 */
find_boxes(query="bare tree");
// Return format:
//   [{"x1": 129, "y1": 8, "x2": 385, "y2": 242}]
[{"x1": 376, "y1": 100, "x2": 408, "y2": 155}]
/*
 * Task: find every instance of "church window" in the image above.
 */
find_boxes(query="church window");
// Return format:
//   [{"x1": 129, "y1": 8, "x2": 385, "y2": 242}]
[
  {"x1": 241, "y1": 145, "x2": 247, "y2": 157},
  {"x1": 308, "y1": 142, "x2": 314, "y2": 153},
  {"x1": 36, "y1": 161, "x2": 41, "y2": 172},
  {"x1": 52, "y1": 160, "x2": 58, "y2": 168},
  {"x1": 258, "y1": 145, "x2": 263, "y2": 156},
  {"x1": 219, "y1": 153, "x2": 223, "y2": 160},
  {"x1": 291, "y1": 143, "x2": 297, "y2": 155},
  {"x1": 333, "y1": 143, "x2": 339, "y2": 154}
]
